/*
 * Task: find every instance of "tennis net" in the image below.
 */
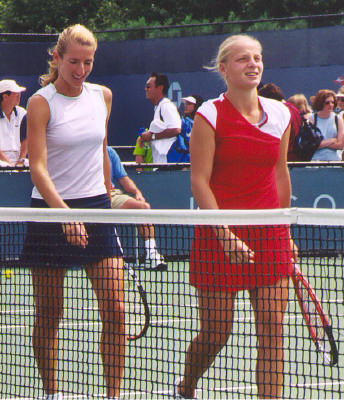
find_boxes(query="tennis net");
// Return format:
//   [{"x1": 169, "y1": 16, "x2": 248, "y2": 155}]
[{"x1": 0, "y1": 207, "x2": 343, "y2": 399}]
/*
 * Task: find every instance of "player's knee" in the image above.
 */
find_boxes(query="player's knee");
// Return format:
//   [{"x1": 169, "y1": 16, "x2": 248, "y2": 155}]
[
  {"x1": 102, "y1": 299, "x2": 126, "y2": 324},
  {"x1": 120, "y1": 199, "x2": 149, "y2": 209},
  {"x1": 35, "y1": 304, "x2": 64, "y2": 328},
  {"x1": 200, "y1": 328, "x2": 230, "y2": 349},
  {"x1": 134, "y1": 201, "x2": 150, "y2": 209}
]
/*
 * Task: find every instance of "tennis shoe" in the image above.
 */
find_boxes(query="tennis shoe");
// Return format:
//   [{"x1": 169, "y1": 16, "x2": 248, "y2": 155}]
[
  {"x1": 173, "y1": 377, "x2": 198, "y2": 399},
  {"x1": 144, "y1": 251, "x2": 167, "y2": 271}
]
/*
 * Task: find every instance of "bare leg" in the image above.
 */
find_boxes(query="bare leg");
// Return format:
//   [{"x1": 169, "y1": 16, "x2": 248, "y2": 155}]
[
  {"x1": 30, "y1": 267, "x2": 67, "y2": 395},
  {"x1": 120, "y1": 197, "x2": 154, "y2": 241},
  {"x1": 86, "y1": 257, "x2": 126, "y2": 398},
  {"x1": 137, "y1": 224, "x2": 155, "y2": 241},
  {"x1": 250, "y1": 276, "x2": 289, "y2": 399},
  {"x1": 178, "y1": 289, "x2": 237, "y2": 398}
]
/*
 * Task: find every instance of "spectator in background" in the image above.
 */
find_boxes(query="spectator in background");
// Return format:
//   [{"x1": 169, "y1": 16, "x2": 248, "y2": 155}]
[
  {"x1": 0, "y1": 79, "x2": 28, "y2": 167},
  {"x1": 287, "y1": 93, "x2": 313, "y2": 121},
  {"x1": 140, "y1": 72, "x2": 181, "y2": 163},
  {"x1": 167, "y1": 94, "x2": 204, "y2": 163},
  {"x1": 258, "y1": 83, "x2": 302, "y2": 161},
  {"x1": 310, "y1": 89, "x2": 344, "y2": 161},
  {"x1": 335, "y1": 87, "x2": 344, "y2": 119},
  {"x1": 107, "y1": 146, "x2": 167, "y2": 271},
  {"x1": 182, "y1": 94, "x2": 204, "y2": 120},
  {"x1": 335, "y1": 88, "x2": 344, "y2": 160}
]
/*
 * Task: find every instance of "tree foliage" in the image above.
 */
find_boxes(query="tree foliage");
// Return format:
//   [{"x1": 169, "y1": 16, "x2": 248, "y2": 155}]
[
  {"x1": 0, "y1": 0, "x2": 343, "y2": 36},
  {"x1": 0, "y1": 0, "x2": 123, "y2": 33}
]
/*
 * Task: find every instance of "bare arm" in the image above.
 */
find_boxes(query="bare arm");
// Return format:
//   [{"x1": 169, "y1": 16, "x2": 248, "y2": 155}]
[
  {"x1": 314, "y1": 115, "x2": 344, "y2": 150},
  {"x1": 19, "y1": 138, "x2": 28, "y2": 159},
  {"x1": 275, "y1": 125, "x2": 298, "y2": 259},
  {"x1": 141, "y1": 127, "x2": 181, "y2": 142},
  {"x1": 190, "y1": 115, "x2": 218, "y2": 209},
  {"x1": 102, "y1": 86, "x2": 113, "y2": 199},
  {"x1": 324, "y1": 116, "x2": 344, "y2": 150},
  {"x1": 27, "y1": 95, "x2": 68, "y2": 208},
  {"x1": 275, "y1": 126, "x2": 291, "y2": 208},
  {"x1": 119, "y1": 176, "x2": 145, "y2": 202}
]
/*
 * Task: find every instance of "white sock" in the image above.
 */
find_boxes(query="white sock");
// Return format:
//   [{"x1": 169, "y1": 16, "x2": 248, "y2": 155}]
[
  {"x1": 45, "y1": 393, "x2": 62, "y2": 400},
  {"x1": 145, "y1": 238, "x2": 157, "y2": 253}
]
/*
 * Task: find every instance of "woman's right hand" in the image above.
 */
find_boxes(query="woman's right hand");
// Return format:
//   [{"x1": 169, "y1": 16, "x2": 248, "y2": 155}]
[
  {"x1": 216, "y1": 226, "x2": 255, "y2": 264},
  {"x1": 62, "y1": 222, "x2": 88, "y2": 248}
]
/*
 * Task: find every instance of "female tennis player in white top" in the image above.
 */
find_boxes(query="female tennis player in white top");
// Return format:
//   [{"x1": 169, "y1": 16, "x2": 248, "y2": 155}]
[{"x1": 25, "y1": 24, "x2": 125, "y2": 400}]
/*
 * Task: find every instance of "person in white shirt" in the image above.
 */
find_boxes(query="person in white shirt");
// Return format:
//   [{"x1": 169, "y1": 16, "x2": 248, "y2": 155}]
[
  {"x1": 21, "y1": 24, "x2": 125, "y2": 400},
  {"x1": 0, "y1": 79, "x2": 28, "y2": 167},
  {"x1": 140, "y1": 72, "x2": 181, "y2": 163}
]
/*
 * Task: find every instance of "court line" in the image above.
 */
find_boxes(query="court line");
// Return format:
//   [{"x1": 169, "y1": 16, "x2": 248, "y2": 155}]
[
  {"x1": 292, "y1": 379, "x2": 344, "y2": 389},
  {"x1": 2, "y1": 310, "x2": 344, "y2": 331},
  {"x1": 1, "y1": 295, "x2": 342, "y2": 316}
]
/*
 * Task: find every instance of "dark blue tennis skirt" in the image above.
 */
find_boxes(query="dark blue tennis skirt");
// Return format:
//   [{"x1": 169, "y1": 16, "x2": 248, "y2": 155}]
[{"x1": 21, "y1": 194, "x2": 123, "y2": 269}]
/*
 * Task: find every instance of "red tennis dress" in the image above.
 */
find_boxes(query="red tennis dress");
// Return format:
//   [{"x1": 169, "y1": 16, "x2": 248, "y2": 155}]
[{"x1": 190, "y1": 94, "x2": 293, "y2": 292}]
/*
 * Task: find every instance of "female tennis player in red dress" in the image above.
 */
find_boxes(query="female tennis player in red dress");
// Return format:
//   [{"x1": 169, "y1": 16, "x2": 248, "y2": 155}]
[{"x1": 175, "y1": 34, "x2": 297, "y2": 399}]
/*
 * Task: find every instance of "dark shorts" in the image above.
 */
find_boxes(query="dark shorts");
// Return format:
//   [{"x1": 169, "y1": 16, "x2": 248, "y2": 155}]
[{"x1": 21, "y1": 194, "x2": 123, "y2": 269}]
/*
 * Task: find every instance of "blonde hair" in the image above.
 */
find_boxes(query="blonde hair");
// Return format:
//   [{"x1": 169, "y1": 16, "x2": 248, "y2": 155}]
[
  {"x1": 205, "y1": 34, "x2": 262, "y2": 73},
  {"x1": 40, "y1": 24, "x2": 97, "y2": 87},
  {"x1": 287, "y1": 94, "x2": 312, "y2": 115}
]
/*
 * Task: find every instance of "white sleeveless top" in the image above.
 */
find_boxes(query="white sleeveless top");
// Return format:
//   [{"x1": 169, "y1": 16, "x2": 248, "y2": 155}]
[{"x1": 32, "y1": 82, "x2": 108, "y2": 199}]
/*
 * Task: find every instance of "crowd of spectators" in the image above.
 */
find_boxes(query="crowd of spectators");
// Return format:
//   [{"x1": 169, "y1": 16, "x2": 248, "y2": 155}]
[
  {"x1": 2, "y1": 74, "x2": 344, "y2": 168},
  {"x1": 258, "y1": 83, "x2": 344, "y2": 162}
]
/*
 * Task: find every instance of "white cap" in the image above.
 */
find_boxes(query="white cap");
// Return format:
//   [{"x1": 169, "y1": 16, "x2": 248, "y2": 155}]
[
  {"x1": 181, "y1": 96, "x2": 196, "y2": 104},
  {"x1": 336, "y1": 93, "x2": 344, "y2": 98},
  {"x1": 0, "y1": 79, "x2": 26, "y2": 94}
]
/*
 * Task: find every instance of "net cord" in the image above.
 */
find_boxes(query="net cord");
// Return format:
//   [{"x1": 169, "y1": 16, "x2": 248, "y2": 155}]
[{"x1": 0, "y1": 207, "x2": 344, "y2": 225}]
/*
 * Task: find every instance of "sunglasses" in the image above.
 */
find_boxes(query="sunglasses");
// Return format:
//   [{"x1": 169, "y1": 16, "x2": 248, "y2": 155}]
[{"x1": 324, "y1": 100, "x2": 335, "y2": 105}]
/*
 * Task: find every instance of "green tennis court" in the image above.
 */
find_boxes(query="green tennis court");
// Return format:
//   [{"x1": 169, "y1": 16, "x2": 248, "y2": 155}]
[{"x1": 1, "y1": 256, "x2": 343, "y2": 399}]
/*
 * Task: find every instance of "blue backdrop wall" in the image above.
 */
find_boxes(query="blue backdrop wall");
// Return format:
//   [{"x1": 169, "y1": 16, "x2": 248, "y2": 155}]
[{"x1": 1, "y1": 26, "x2": 344, "y2": 146}]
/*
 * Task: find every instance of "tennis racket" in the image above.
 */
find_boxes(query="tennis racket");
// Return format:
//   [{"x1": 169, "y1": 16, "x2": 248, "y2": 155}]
[
  {"x1": 124, "y1": 264, "x2": 150, "y2": 340},
  {"x1": 291, "y1": 262, "x2": 338, "y2": 366}
]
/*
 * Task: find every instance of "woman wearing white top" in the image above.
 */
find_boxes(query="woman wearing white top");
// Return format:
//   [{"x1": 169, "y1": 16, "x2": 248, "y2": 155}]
[
  {"x1": 22, "y1": 25, "x2": 125, "y2": 400},
  {"x1": 310, "y1": 89, "x2": 344, "y2": 161}
]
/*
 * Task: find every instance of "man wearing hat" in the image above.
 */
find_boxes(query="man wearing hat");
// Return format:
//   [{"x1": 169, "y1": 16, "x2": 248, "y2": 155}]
[{"x1": 0, "y1": 79, "x2": 28, "y2": 167}]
